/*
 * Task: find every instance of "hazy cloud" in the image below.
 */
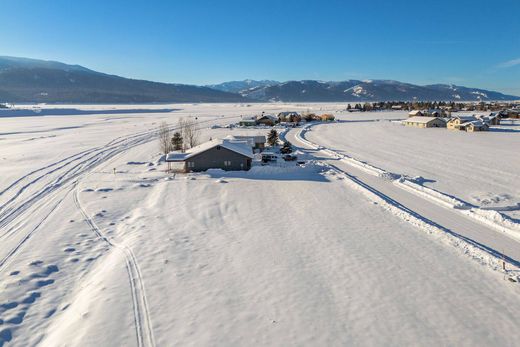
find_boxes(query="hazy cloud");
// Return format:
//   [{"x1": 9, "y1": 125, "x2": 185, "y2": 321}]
[{"x1": 496, "y1": 58, "x2": 520, "y2": 68}]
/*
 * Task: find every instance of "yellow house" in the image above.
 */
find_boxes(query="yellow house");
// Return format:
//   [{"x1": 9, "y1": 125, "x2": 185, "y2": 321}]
[
  {"x1": 464, "y1": 121, "x2": 489, "y2": 132},
  {"x1": 447, "y1": 115, "x2": 478, "y2": 130},
  {"x1": 402, "y1": 116, "x2": 446, "y2": 128}
]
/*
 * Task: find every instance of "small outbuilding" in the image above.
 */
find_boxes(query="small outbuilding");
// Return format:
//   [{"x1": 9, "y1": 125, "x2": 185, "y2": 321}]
[
  {"x1": 166, "y1": 138, "x2": 253, "y2": 173},
  {"x1": 239, "y1": 117, "x2": 257, "y2": 126},
  {"x1": 402, "y1": 116, "x2": 446, "y2": 128},
  {"x1": 227, "y1": 135, "x2": 266, "y2": 150}
]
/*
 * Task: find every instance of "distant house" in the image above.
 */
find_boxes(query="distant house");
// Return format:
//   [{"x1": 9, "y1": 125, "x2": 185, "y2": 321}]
[
  {"x1": 319, "y1": 114, "x2": 335, "y2": 121},
  {"x1": 256, "y1": 114, "x2": 277, "y2": 126},
  {"x1": 447, "y1": 115, "x2": 478, "y2": 130},
  {"x1": 504, "y1": 109, "x2": 520, "y2": 119},
  {"x1": 239, "y1": 116, "x2": 257, "y2": 126},
  {"x1": 427, "y1": 109, "x2": 445, "y2": 117},
  {"x1": 391, "y1": 105, "x2": 403, "y2": 110},
  {"x1": 226, "y1": 135, "x2": 266, "y2": 150},
  {"x1": 278, "y1": 112, "x2": 301, "y2": 123},
  {"x1": 402, "y1": 116, "x2": 446, "y2": 128},
  {"x1": 408, "y1": 110, "x2": 424, "y2": 117},
  {"x1": 166, "y1": 138, "x2": 253, "y2": 172},
  {"x1": 479, "y1": 113, "x2": 501, "y2": 125},
  {"x1": 464, "y1": 120, "x2": 489, "y2": 132}
]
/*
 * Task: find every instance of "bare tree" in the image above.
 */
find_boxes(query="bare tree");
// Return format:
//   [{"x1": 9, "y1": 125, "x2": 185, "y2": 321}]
[
  {"x1": 178, "y1": 117, "x2": 200, "y2": 149},
  {"x1": 158, "y1": 121, "x2": 172, "y2": 155}
]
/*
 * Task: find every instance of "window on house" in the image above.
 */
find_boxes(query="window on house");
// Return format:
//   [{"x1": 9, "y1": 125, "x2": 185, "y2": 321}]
[
  {"x1": 187, "y1": 161, "x2": 195, "y2": 168},
  {"x1": 224, "y1": 160, "x2": 231, "y2": 166}
]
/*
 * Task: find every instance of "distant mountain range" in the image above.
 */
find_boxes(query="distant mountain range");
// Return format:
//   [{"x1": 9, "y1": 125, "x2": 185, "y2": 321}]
[
  {"x1": 0, "y1": 56, "x2": 247, "y2": 103},
  {"x1": 208, "y1": 79, "x2": 519, "y2": 102},
  {"x1": 0, "y1": 56, "x2": 517, "y2": 103}
]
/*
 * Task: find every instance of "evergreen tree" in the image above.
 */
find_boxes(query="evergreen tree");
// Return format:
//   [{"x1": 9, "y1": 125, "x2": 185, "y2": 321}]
[
  {"x1": 171, "y1": 132, "x2": 183, "y2": 151},
  {"x1": 267, "y1": 129, "x2": 279, "y2": 146},
  {"x1": 280, "y1": 141, "x2": 293, "y2": 154}
]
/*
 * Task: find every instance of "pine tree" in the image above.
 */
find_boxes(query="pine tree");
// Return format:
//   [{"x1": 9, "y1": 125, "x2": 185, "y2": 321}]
[
  {"x1": 171, "y1": 132, "x2": 183, "y2": 151},
  {"x1": 267, "y1": 129, "x2": 279, "y2": 146},
  {"x1": 280, "y1": 141, "x2": 293, "y2": 154}
]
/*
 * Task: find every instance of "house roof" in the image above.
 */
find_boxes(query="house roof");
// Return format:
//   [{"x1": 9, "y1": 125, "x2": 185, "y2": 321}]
[
  {"x1": 408, "y1": 110, "x2": 423, "y2": 116},
  {"x1": 256, "y1": 114, "x2": 277, "y2": 121},
  {"x1": 462, "y1": 120, "x2": 488, "y2": 128},
  {"x1": 449, "y1": 115, "x2": 478, "y2": 122},
  {"x1": 278, "y1": 111, "x2": 300, "y2": 117},
  {"x1": 166, "y1": 138, "x2": 254, "y2": 162},
  {"x1": 231, "y1": 135, "x2": 266, "y2": 143},
  {"x1": 404, "y1": 116, "x2": 446, "y2": 124}
]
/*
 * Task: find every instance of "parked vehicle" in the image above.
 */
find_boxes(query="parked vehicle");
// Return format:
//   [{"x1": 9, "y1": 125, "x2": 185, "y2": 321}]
[
  {"x1": 261, "y1": 152, "x2": 278, "y2": 163},
  {"x1": 283, "y1": 154, "x2": 297, "y2": 161}
]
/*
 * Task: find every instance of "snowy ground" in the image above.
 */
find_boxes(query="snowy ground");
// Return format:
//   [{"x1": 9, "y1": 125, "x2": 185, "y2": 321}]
[
  {"x1": 306, "y1": 111, "x2": 520, "y2": 219},
  {"x1": 1, "y1": 104, "x2": 519, "y2": 346}
]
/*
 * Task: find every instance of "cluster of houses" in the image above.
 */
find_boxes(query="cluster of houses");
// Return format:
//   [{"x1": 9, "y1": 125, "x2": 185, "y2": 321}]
[
  {"x1": 166, "y1": 135, "x2": 267, "y2": 173},
  {"x1": 403, "y1": 110, "x2": 503, "y2": 132},
  {"x1": 238, "y1": 111, "x2": 335, "y2": 127}
]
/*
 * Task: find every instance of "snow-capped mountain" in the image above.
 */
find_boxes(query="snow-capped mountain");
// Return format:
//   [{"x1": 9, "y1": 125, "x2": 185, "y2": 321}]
[
  {"x1": 209, "y1": 79, "x2": 519, "y2": 102},
  {"x1": 0, "y1": 56, "x2": 248, "y2": 103},
  {"x1": 206, "y1": 79, "x2": 279, "y2": 94}
]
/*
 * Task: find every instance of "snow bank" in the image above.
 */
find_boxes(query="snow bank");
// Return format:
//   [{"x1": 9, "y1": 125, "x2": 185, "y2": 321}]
[
  {"x1": 298, "y1": 124, "x2": 520, "y2": 269},
  {"x1": 322, "y1": 166, "x2": 519, "y2": 278}
]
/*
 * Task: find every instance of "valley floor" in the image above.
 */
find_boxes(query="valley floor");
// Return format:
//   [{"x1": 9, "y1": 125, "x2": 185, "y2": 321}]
[{"x1": 0, "y1": 104, "x2": 519, "y2": 346}]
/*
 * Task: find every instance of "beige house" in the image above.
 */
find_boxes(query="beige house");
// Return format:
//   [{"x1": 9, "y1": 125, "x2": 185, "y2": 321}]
[
  {"x1": 447, "y1": 115, "x2": 478, "y2": 130},
  {"x1": 402, "y1": 116, "x2": 446, "y2": 128},
  {"x1": 464, "y1": 121, "x2": 489, "y2": 132}
]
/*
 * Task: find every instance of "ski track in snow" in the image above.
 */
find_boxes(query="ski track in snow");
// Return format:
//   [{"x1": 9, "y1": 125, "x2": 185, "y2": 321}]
[
  {"x1": 73, "y1": 184, "x2": 156, "y2": 347},
  {"x1": 0, "y1": 115, "x2": 240, "y2": 346}
]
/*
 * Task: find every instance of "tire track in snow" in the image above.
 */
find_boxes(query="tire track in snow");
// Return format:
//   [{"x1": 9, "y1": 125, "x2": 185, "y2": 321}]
[{"x1": 73, "y1": 184, "x2": 156, "y2": 347}]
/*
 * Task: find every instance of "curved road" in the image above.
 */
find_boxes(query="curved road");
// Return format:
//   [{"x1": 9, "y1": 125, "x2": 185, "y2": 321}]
[{"x1": 286, "y1": 126, "x2": 520, "y2": 267}]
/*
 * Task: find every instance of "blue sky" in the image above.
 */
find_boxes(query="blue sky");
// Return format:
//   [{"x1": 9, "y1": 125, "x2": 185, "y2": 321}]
[{"x1": 1, "y1": 0, "x2": 519, "y2": 95}]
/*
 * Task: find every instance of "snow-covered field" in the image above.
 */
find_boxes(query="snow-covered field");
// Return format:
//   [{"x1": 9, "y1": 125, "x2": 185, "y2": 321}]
[
  {"x1": 306, "y1": 111, "x2": 520, "y2": 219},
  {"x1": 1, "y1": 104, "x2": 519, "y2": 346}
]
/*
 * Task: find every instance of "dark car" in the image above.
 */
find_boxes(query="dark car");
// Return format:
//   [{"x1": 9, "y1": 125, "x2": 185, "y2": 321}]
[{"x1": 283, "y1": 154, "x2": 297, "y2": 161}]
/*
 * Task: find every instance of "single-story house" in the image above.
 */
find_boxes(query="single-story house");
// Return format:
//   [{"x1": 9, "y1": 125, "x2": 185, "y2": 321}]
[
  {"x1": 402, "y1": 116, "x2": 447, "y2": 128},
  {"x1": 226, "y1": 135, "x2": 266, "y2": 150},
  {"x1": 427, "y1": 109, "x2": 445, "y2": 117},
  {"x1": 479, "y1": 113, "x2": 501, "y2": 125},
  {"x1": 319, "y1": 114, "x2": 335, "y2": 121},
  {"x1": 278, "y1": 112, "x2": 301, "y2": 123},
  {"x1": 408, "y1": 110, "x2": 424, "y2": 117},
  {"x1": 504, "y1": 109, "x2": 520, "y2": 119},
  {"x1": 391, "y1": 105, "x2": 403, "y2": 110},
  {"x1": 447, "y1": 115, "x2": 478, "y2": 130},
  {"x1": 463, "y1": 120, "x2": 489, "y2": 132},
  {"x1": 166, "y1": 138, "x2": 254, "y2": 173},
  {"x1": 239, "y1": 117, "x2": 257, "y2": 126},
  {"x1": 256, "y1": 114, "x2": 277, "y2": 126}
]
